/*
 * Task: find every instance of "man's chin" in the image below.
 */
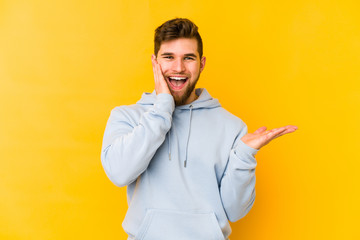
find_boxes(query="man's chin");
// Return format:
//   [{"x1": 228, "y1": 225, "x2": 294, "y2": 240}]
[
  {"x1": 172, "y1": 90, "x2": 194, "y2": 106},
  {"x1": 172, "y1": 95, "x2": 186, "y2": 106}
]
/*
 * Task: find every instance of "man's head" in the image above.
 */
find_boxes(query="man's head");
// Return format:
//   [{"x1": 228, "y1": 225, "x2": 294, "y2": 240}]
[
  {"x1": 154, "y1": 18, "x2": 203, "y2": 59},
  {"x1": 153, "y1": 18, "x2": 206, "y2": 106}
]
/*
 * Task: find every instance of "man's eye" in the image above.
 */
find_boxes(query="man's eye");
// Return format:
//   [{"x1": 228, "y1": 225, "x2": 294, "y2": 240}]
[
  {"x1": 185, "y1": 57, "x2": 195, "y2": 60},
  {"x1": 164, "y1": 56, "x2": 173, "y2": 59}
]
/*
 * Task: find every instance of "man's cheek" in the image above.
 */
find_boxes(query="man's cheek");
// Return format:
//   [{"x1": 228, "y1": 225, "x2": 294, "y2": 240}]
[{"x1": 159, "y1": 63, "x2": 167, "y2": 72}]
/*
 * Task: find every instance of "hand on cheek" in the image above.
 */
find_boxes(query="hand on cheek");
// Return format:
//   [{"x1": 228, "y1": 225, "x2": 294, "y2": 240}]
[{"x1": 151, "y1": 54, "x2": 171, "y2": 95}]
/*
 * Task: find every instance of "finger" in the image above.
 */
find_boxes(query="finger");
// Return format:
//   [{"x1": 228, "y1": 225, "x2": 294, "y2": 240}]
[
  {"x1": 276, "y1": 127, "x2": 298, "y2": 137},
  {"x1": 279, "y1": 125, "x2": 298, "y2": 131},
  {"x1": 152, "y1": 62, "x2": 158, "y2": 84},
  {"x1": 157, "y1": 64, "x2": 164, "y2": 86},
  {"x1": 152, "y1": 66, "x2": 156, "y2": 82},
  {"x1": 266, "y1": 127, "x2": 287, "y2": 139},
  {"x1": 275, "y1": 125, "x2": 298, "y2": 134},
  {"x1": 151, "y1": 55, "x2": 156, "y2": 69},
  {"x1": 265, "y1": 127, "x2": 284, "y2": 134},
  {"x1": 284, "y1": 125, "x2": 298, "y2": 129},
  {"x1": 267, "y1": 125, "x2": 298, "y2": 134},
  {"x1": 157, "y1": 61, "x2": 166, "y2": 83},
  {"x1": 254, "y1": 126, "x2": 267, "y2": 134},
  {"x1": 154, "y1": 59, "x2": 160, "y2": 83},
  {"x1": 151, "y1": 55, "x2": 157, "y2": 77},
  {"x1": 270, "y1": 127, "x2": 298, "y2": 140},
  {"x1": 152, "y1": 57, "x2": 161, "y2": 94},
  {"x1": 151, "y1": 58, "x2": 156, "y2": 74}
]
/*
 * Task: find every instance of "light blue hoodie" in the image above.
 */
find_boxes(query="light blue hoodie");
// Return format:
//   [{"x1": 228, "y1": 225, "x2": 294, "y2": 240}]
[{"x1": 101, "y1": 88, "x2": 258, "y2": 240}]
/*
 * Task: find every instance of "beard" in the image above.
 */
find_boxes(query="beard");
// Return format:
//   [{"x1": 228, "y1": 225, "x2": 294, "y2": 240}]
[{"x1": 167, "y1": 72, "x2": 200, "y2": 106}]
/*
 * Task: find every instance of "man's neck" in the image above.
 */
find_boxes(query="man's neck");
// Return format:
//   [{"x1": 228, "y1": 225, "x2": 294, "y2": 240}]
[{"x1": 183, "y1": 89, "x2": 200, "y2": 105}]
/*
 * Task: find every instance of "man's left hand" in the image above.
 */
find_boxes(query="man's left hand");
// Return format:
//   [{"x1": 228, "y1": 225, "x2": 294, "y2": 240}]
[{"x1": 241, "y1": 125, "x2": 298, "y2": 150}]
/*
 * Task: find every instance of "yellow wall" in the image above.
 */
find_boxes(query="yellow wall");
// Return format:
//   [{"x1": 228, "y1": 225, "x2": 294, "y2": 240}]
[{"x1": 1, "y1": 0, "x2": 359, "y2": 239}]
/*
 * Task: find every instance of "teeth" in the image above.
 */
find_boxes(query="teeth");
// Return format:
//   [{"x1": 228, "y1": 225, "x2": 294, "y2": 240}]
[{"x1": 169, "y1": 77, "x2": 187, "y2": 81}]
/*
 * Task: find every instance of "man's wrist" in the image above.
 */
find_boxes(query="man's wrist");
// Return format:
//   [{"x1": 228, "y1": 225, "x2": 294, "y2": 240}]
[
  {"x1": 154, "y1": 93, "x2": 175, "y2": 113},
  {"x1": 238, "y1": 139, "x2": 259, "y2": 157}
]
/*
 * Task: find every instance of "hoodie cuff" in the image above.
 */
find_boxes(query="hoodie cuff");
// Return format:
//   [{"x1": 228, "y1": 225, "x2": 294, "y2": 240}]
[
  {"x1": 154, "y1": 93, "x2": 175, "y2": 114},
  {"x1": 232, "y1": 140, "x2": 258, "y2": 169},
  {"x1": 238, "y1": 139, "x2": 259, "y2": 156}
]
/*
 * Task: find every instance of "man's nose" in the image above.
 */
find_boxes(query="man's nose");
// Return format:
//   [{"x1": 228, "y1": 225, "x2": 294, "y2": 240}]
[{"x1": 172, "y1": 59, "x2": 186, "y2": 73}]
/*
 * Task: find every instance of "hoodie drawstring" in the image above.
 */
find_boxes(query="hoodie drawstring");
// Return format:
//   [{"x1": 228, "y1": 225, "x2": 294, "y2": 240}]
[
  {"x1": 184, "y1": 105, "x2": 193, "y2": 168},
  {"x1": 168, "y1": 130, "x2": 171, "y2": 160},
  {"x1": 167, "y1": 104, "x2": 194, "y2": 167}
]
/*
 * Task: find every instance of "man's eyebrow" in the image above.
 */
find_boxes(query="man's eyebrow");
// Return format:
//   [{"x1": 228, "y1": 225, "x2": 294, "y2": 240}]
[
  {"x1": 160, "y1": 52, "x2": 174, "y2": 56},
  {"x1": 184, "y1": 53, "x2": 197, "y2": 58},
  {"x1": 160, "y1": 52, "x2": 198, "y2": 58}
]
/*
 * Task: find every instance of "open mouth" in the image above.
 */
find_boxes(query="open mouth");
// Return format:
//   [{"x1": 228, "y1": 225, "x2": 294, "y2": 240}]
[{"x1": 167, "y1": 76, "x2": 189, "y2": 90}]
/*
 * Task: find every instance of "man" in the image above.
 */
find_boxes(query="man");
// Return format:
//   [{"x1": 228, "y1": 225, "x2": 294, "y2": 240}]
[{"x1": 101, "y1": 18, "x2": 297, "y2": 240}]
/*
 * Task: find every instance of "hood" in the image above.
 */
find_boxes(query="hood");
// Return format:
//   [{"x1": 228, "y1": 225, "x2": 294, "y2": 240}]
[{"x1": 137, "y1": 88, "x2": 221, "y2": 109}]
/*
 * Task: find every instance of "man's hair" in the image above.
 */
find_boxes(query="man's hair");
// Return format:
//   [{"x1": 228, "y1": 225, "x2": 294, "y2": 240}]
[{"x1": 154, "y1": 18, "x2": 203, "y2": 58}]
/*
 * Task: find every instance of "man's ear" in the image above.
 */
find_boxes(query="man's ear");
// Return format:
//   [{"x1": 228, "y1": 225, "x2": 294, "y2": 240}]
[{"x1": 200, "y1": 56, "x2": 206, "y2": 73}]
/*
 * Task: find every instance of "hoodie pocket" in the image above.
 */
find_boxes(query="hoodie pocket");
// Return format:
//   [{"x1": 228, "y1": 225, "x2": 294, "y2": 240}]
[{"x1": 135, "y1": 209, "x2": 224, "y2": 240}]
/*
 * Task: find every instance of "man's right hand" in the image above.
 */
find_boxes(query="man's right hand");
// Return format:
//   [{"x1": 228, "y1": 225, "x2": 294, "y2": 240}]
[{"x1": 152, "y1": 54, "x2": 171, "y2": 95}]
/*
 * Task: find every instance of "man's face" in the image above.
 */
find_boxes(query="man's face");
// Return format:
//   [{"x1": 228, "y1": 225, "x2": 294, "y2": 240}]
[{"x1": 156, "y1": 38, "x2": 206, "y2": 105}]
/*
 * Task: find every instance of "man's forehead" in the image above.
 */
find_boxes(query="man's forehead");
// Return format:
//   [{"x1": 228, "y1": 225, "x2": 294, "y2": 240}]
[{"x1": 158, "y1": 38, "x2": 199, "y2": 56}]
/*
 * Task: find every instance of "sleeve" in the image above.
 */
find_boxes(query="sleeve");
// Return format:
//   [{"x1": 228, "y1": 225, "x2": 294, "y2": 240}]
[
  {"x1": 219, "y1": 124, "x2": 258, "y2": 222},
  {"x1": 100, "y1": 93, "x2": 175, "y2": 187}
]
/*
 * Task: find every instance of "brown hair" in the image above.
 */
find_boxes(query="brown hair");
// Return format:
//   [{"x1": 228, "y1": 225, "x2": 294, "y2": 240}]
[{"x1": 154, "y1": 18, "x2": 203, "y2": 58}]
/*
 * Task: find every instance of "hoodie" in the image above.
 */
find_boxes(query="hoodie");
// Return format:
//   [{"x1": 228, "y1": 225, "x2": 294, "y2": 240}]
[{"x1": 101, "y1": 88, "x2": 258, "y2": 240}]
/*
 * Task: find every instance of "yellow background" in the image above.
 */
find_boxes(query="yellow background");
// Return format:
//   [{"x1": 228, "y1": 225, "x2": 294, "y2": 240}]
[{"x1": 1, "y1": 0, "x2": 359, "y2": 239}]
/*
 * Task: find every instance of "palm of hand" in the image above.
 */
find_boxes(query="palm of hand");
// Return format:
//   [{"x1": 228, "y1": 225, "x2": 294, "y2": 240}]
[{"x1": 241, "y1": 125, "x2": 298, "y2": 150}]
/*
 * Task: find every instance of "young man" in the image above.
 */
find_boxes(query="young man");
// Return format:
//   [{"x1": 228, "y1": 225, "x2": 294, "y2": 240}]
[{"x1": 101, "y1": 18, "x2": 297, "y2": 240}]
